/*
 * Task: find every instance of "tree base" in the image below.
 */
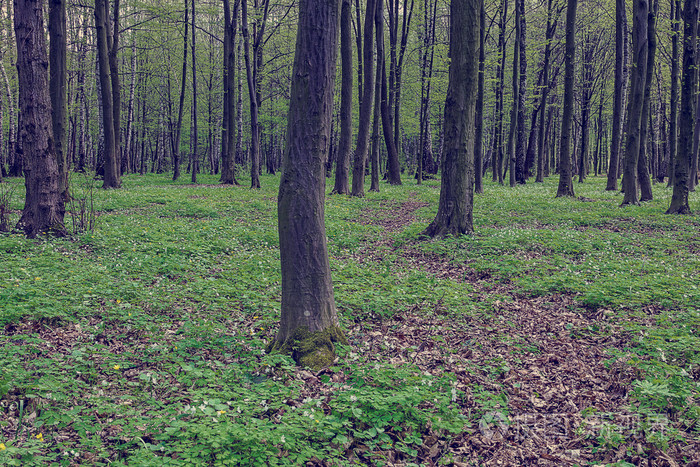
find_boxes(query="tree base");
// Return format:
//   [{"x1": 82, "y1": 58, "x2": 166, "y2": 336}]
[{"x1": 267, "y1": 325, "x2": 347, "y2": 371}]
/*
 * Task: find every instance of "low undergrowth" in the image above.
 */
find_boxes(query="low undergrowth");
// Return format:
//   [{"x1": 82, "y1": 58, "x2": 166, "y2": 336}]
[{"x1": 0, "y1": 172, "x2": 698, "y2": 465}]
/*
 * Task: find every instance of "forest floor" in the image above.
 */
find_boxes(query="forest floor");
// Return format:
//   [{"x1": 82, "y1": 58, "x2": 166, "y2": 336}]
[{"x1": 0, "y1": 173, "x2": 699, "y2": 466}]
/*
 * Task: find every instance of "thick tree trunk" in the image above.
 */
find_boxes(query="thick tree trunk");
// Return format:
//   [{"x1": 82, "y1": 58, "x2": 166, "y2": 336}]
[
  {"x1": 621, "y1": 0, "x2": 649, "y2": 206},
  {"x1": 49, "y1": 0, "x2": 68, "y2": 200},
  {"x1": 14, "y1": 0, "x2": 65, "y2": 238},
  {"x1": 667, "y1": 0, "x2": 698, "y2": 213},
  {"x1": 668, "y1": 0, "x2": 680, "y2": 187},
  {"x1": 273, "y1": 0, "x2": 345, "y2": 370},
  {"x1": 333, "y1": 0, "x2": 352, "y2": 194},
  {"x1": 423, "y1": 0, "x2": 479, "y2": 238},
  {"x1": 606, "y1": 0, "x2": 627, "y2": 190},
  {"x1": 556, "y1": 0, "x2": 577, "y2": 198},
  {"x1": 351, "y1": 0, "x2": 376, "y2": 196}
]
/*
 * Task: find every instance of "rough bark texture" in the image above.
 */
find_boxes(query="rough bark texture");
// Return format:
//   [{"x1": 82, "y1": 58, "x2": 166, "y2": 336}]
[
  {"x1": 14, "y1": 0, "x2": 66, "y2": 238},
  {"x1": 95, "y1": 0, "x2": 120, "y2": 189},
  {"x1": 606, "y1": 0, "x2": 626, "y2": 190},
  {"x1": 273, "y1": 0, "x2": 346, "y2": 370},
  {"x1": 423, "y1": 0, "x2": 479, "y2": 238},
  {"x1": 190, "y1": 0, "x2": 198, "y2": 184},
  {"x1": 351, "y1": 0, "x2": 376, "y2": 197},
  {"x1": 555, "y1": 0, "x2": 576, "y2": 198},
  {"x1": 332, "y1": 0, "x2": 352, "y2": 195},
  {"x1": 621, "y1": 0, "x2": 649, "y2": 206},
  {"x1": 48, "y1": 0, "x2": 67, "y2": 200},
  {"x1": 667, "y1": 0, "x2": 697, "y2": 213}
]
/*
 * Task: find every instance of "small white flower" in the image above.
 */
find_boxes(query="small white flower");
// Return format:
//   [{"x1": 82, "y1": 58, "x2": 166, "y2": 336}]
[
  {"x1": 451, "y1": 387, "x2": 457, "y2": 403},
  {"x1": 349, "y1": 395, "x2": 357, "y2": 402},
  {"x1": 280, "y1": 435, "x2": 286, "y2": 444}
]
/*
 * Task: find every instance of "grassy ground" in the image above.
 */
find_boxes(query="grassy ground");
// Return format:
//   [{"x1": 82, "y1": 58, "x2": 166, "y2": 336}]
[{"x1": 0, "y1": 172, "x2": 699, "y2": 466}]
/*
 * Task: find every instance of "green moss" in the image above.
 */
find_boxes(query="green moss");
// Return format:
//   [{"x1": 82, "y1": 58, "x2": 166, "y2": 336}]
[{"x1": 267, "y1": 325, "x2": 348, "y2": 371}]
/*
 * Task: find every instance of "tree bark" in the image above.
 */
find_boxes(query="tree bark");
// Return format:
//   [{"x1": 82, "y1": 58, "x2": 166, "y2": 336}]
[
  {"x1": 273, "y1": 0, "x2": 345, "y2": 370},
  {"x1": 95, "y1": 0, "x2": 120, "y2": 188},
  {"x1": 351, "y1": 0, "x2": 376, "y2": 196},
  {"x1": 14, "y1": 0, "x2": 66, "y2": 237},
  {"x1": 242, "y1": 0, "x2": 261, "y2": 188},
  {"x1": 556, "y1": 0, "x2": 577, "y2": 198},
  {"x1": 667, "y1": 0, "x2": 698, "y2": 213},
  {"x1": 637, "y1": 0, "x2": 656, "y2": 201},
  {"x1": 332, "y1": 0, "x2": 352, "y2": 194},
  {"x1": 621, "y1": 0, "x2": 649, "y2": 206},
  {"x1": 49, "y1": 0, "x2": 67, "y2": 200},
  {"x1": 474, "y1": 0, "x2": 485, "y2": 193},
  {"x1": 606, "y1": 0, "x2": 627, "y2": 190},
  {"x1": 423, "y1": 0, "x2": 479, "y2": 238},
  {"x1": 173, "y1": 0, "x2": 188, "y2": 181},
  {"x1": 190, "y1": 0, "x2": 198, "y2": 184}
]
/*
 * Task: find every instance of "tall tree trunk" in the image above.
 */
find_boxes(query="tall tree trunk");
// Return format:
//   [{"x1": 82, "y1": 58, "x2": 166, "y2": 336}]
[
  {"x1": 242, "y1": 0, "x2": 261, "y2": 188},
  {"x1": 376, "y1": 0, "x2": 401, "y2": 185},
  {"x1": 474, "y1": 0, "x2": 485, "y2": 193},
  {"x1": 95, "y1": 0, "x2": 120, "y2": 188},
  {"x1": 491, "y1": 0, "x2": 508, "y2": 184},
  {"x1": 333, "y1": 0, "x2": 352, "y2": 194},
  {"x1": 351, "y1": 0, "x2": 377, "y2": 196},
  {"x1": 667, "y1": 0, "x2": 698, "y2": 213},
  {"x1": 637, "y1": 0, "x2": 656, "y2": 201},
  {"x1": 49, "y1": 0, "x2": 67, "y2": 200},
  {"x1": 507, "y1": 0, "x2": 520, "y2": 188},
  {"x1": 556, "y1": 0, "x2": 577, "y2": 197},
  {"x1": 220, "y1": 0, "x2": 239, "y2": 184},
  {"x1": 668, "y1": 0, "x2": 680, "y2": 187},
  {"x1": 190, "y1": 0, "x2": 198, "y2": 184},
  {"x1": 621, "y1": 0, "x2": 649, "y2": 206},
  {"x1": 606, "y1": 0, "x2": 627, "y2": 190},
  {"x1": 14, "y1": 0, "x2": 65, "y2": 237},
  {"x1": 272, "y1": 0, "x2": 345, "y2": 369},
  {"x1": 423, "y1": 0, "x2": 479, "y2": 237},
  {"x1": 578, "y1": 35, "x2": 594, "y2": 183},
  {"x1": 370, "y1": 75, "x2": 381, "y2": 191},
  {"x1": 515, "y1": 0, "x2": 527, "y2": 184},
  {"x1": 172, "y1": 0, "x2": 188, "y2": 181}
]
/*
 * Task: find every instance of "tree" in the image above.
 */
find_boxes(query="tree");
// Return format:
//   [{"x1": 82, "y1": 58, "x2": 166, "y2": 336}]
[
  {"x1": 190, "y1": 0, "x2": 198, "y2": 184},
  {"x1": 271, "y1": 0, "x2": 346, "y2": 369},
  {"x1": 376, "y1": 0, "x2": 401, "y2": 186},
  {"x1": 555, "y1": 0, "x2": 577, "y2": 198},
  {"x1": 332, "y1": 0, "x2": 352, "y2": 194},
  {"x1": 14, "y1": 0, "x2": 65, "y2": 238},
  {"x1": 351, "y1": 0, "x2": 377, "y2": 197},
  {"x1": 95, "y1": 0, "x2": 120, "y2": 189},
  {"x1": 423, "y1": 0, "x2": 479, "y2": 238},
  {"x1": 606, "y1": 0, "x2": 627, "y2": 191},
  {"x1": 637, "y1": 0, "x2": 657, "y2": 202},
  {"x1": 172, "y1": 0, "x2": 188, "y2": 181},
  {"x1": 474, "y1": 0, "x2": 485, "y2": 193},
  {"x1": 621, "y1": 0, "x2": 649, "y2": 206},
  {"x1": 667, "y1": 0, "x2": 698, "y2": 213},
  {"x1": 48, "y1": 0, "x2": 67, "y2": 200}
]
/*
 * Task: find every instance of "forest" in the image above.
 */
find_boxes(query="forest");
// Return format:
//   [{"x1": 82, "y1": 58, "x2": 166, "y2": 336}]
[{"x1": 0, "y1": 0, "x2": 699, "y2": 465}]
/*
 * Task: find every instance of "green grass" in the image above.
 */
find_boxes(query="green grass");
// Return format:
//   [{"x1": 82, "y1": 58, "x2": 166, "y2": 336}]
[{"x1": 0, "y1": 172, "x2": 699, "y2": 465}]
